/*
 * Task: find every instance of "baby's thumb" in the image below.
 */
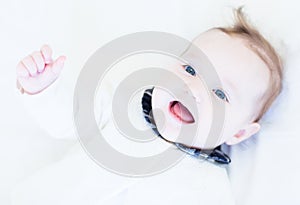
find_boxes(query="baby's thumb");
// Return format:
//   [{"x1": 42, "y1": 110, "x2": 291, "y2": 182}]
[{"x1": 51, "y1": 56, "x2": 66, "y2": 75}]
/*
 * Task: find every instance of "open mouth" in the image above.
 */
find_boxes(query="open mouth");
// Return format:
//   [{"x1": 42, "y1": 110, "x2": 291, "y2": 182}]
[{"x1": 169, "y1": 101, "x2": 195, "y2": 124}]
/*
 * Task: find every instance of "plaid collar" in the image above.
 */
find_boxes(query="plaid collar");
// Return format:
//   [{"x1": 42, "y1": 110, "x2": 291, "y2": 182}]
[{"x1": 141, "y1": 87, "x2": 231, "y2": 165}]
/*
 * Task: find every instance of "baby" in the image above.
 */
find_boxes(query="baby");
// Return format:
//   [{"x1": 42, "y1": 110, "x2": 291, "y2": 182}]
[
  {"x1": 14, "y1": 8, "x2": 283, "y2": 204},
  {"x1": 16, "y1": 8, "x2": 282, "y2": 151}
]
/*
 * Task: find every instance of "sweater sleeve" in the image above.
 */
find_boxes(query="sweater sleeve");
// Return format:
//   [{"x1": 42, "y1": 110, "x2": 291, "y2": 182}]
[
  {"x1": 15, "y1": 73, "x2": 77, "y2": 140},
  {"x1": 15, "y1": 72, "x2": 113, "y2": 140}
]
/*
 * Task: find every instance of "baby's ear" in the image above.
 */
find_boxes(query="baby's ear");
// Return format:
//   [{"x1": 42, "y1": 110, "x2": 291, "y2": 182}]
[{"x1": 225, "y1": 123, "x2": 261, "y2": 145}]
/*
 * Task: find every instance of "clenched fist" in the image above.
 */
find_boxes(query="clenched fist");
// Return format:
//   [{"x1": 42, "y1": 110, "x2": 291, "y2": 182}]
[{"x1": 16, "y1": 45, "x2": 66, "y2": 95}]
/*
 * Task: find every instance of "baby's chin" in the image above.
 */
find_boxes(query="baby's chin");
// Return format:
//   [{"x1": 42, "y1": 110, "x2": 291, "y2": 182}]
[{"x1": 153, "y1": 112, "x2": 221, "y2": 149}]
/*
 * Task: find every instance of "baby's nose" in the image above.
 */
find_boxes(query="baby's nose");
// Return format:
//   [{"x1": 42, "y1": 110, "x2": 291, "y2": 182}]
[{"x1": 182, "y1": 82, "x2": 206, "y2": 104}]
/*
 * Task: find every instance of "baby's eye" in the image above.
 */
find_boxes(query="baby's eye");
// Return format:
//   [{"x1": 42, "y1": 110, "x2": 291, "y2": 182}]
[
  {"x1": 213, "y1": 89, "x2": 229, "y2": 102},
  {"x1": 183, "y1": 65, "x2": 196, "y2": 76}
]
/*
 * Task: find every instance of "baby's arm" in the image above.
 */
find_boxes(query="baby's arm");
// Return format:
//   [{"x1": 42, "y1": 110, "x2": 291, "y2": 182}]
[
  {"x1": 16, "y1": 45, "x2": 111, "y2": 140},
  {"x1": 16, "y1": 45, "x2": 77, "y2": 140}
]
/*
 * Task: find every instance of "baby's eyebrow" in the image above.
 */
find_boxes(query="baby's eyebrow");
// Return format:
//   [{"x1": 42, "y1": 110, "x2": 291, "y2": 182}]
[{"x1": 223, "y1": 78, "x2": 239, "y2": 99}]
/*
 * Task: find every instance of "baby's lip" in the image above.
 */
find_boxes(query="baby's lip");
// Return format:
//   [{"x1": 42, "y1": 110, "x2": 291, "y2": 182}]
[{"x1": 169, "y1": 101, "x2": 195, "y2": 124}]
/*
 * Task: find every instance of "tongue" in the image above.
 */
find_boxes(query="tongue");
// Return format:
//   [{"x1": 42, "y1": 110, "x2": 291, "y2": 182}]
[{"x1": 173, "y1": 102, "x2": 194, "y2": 123}]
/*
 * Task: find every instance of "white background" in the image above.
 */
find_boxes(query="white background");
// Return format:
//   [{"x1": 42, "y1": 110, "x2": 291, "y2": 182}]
[{"x1": 0, "y1": 0, "x2": 300, "y2": 204}]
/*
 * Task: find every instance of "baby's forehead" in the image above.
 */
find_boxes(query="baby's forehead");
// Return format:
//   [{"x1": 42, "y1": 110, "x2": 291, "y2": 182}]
[{"x1": 187, "y1": 29, "x2": 270, "y2": 100}]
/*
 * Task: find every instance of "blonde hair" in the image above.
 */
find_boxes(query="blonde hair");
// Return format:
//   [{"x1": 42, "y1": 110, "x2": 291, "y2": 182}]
[{"x1": 215, "y1": 7, "x2": 283, "y2": 122}]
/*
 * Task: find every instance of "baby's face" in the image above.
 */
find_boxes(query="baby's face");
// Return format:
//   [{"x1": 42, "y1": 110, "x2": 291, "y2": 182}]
[{"x1": 151, "y1": 29, "x2": 270, "y2": 149}]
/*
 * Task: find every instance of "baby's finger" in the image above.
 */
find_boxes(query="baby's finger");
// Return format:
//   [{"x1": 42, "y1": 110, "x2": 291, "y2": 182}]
[
  {"x1": 41, "y1": 44, "x2": 53, "y2": 64},
  {"x1": 41, "y1": 56, "x2": 66, "y2": 84},
  {"x1": 22, "y1": 55, "x2": 38, "y2": 77},
  {"x1": 51, "y1": 56, "x2": 66, "y2": 75},
  {"x1": 31, "y1": 51, "x2": 45, "y2": 73},
  {"x1": 16, "y1": 61, "x2": 29, "y2": 78},
  {"x1": 16, "y1": 80, "x2": 24, "y2": 94}
]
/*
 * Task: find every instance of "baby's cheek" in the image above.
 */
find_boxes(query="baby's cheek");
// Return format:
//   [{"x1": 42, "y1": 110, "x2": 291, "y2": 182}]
[{"x1": 223, "y1": 108, "x2": 246, "y2": 137}]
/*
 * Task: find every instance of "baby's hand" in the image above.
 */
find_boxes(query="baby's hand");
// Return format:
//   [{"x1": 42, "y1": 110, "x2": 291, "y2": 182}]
[{"x1": 16, "y1": 45, "x2": 66, "y2": 95}]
